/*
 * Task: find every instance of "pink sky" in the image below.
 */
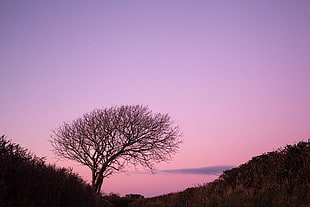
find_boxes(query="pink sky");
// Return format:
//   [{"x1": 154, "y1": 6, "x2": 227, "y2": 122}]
[{"x1": 1, "y1": 0, "x2": 310, "y2": 197}]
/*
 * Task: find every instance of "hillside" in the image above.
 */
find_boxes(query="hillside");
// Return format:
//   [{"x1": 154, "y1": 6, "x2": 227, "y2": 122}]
[{"x1": 130, "y1": 140, "x2": 310, "y2": 207}]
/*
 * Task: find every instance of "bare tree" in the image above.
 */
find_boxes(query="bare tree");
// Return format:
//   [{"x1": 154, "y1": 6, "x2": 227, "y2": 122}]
[{"x1": 50, "y1": 105, "x2": 182, "y2": 193}]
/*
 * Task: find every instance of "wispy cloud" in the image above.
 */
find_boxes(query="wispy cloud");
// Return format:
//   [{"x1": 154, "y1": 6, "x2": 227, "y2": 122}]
[{"x1": 159, "y1": 165, "x2": 234, "y2": 175}]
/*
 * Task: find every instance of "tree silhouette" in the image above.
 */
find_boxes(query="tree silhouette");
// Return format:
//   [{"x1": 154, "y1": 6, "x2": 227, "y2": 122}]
[{"x1": 50, "y1": 105, "x2": 182, "y2": 193}]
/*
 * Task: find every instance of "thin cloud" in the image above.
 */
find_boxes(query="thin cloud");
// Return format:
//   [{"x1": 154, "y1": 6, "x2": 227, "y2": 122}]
[{"x1": 160, "y1": 165, "x2": 234, "y2": 175}]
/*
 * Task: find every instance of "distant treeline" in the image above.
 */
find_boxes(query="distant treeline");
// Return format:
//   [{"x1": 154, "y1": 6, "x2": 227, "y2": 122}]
[
  {"x1": 130, "y1": 140, "x2": 310, "y2": 207},
  {"x1": 0, "y1": 135, "x2": 111, "y2": 207}
]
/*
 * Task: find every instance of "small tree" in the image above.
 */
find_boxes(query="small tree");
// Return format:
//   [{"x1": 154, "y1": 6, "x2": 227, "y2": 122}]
[{"x1": 50, "y1": 105, "x2": 182, "y2": 193}]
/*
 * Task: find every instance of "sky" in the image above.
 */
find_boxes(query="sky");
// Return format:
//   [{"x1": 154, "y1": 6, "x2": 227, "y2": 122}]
[{"x1": 1, "y1": 0, "x2": 310, "y2": 197}]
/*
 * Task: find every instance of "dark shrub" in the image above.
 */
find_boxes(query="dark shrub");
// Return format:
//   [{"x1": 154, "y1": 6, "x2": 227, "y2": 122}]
[{"x1": 0, "y1": 135, "x2": 111, "y2": 207}]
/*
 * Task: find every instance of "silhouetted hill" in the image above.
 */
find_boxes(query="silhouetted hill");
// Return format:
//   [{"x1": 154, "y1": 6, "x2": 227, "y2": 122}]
[
  {"x1": 0, "y1": 135, "x2": 111, "y2": 207},
  {"x1": 130, "y1": 140, "x2": 310, "y2": 207}
]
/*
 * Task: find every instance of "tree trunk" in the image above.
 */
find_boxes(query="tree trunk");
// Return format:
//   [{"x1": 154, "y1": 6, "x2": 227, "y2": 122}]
[
  {"x1": 94, "y1": 175, "x2": 103, "y2": 194},
  {"x1": 92, "y1": 165, "x2": 107, "y2": 194}
]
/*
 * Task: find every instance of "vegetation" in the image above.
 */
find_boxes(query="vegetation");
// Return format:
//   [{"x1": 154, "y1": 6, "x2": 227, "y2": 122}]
[
  {"x1": 0, "y1": 135, "x2": 111, "y2": 207},
  {"x1": 51, "y1": 105, "x2": 182, "y2": 193},
  {"x1": 130, "y1": 140, "x2": 310, "y2": 207},
  {"x1": 2, "y1": 132, "x2": 309, "y2": 207},
  {"x1": 102, "y1": 193, "x2": 144, "y2": 207}
]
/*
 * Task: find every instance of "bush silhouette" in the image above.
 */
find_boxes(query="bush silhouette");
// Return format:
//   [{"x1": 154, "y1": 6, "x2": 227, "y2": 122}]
[
  {"x1": 130, "y1": 139, "x2": 310, "y2": 207},
  {"x1": 0, "y1": 135, "x2": 110, "y2": 207}
]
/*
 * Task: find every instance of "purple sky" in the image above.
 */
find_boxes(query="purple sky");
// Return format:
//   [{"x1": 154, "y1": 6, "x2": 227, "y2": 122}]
[{"x1": 1, "y1": 1, "x2": 310, "y2": 197}]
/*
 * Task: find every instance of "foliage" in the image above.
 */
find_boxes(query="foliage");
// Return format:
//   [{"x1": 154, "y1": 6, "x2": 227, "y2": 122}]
[
  {"x1": 130, "y1": 139, "x2": 310, "y2": 207},
  {"x1": 0, "y1": 135, "x2": 111, "y2": 207},
  {"x1": 51, "y1": 105, "x2": 182, "y2": 193},
  {"x1": 102, "y1": 193, "x2": 144, "y2": 207}
]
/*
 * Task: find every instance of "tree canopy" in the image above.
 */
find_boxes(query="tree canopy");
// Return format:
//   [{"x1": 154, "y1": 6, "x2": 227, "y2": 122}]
[{"x1": 50, "y1": 105, "x2": 182, "y2": 193}]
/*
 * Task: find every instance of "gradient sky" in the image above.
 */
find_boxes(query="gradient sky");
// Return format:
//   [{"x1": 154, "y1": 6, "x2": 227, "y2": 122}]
[{"x1": 1, "y1": 0, "x2": 310, "y2": 197}]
